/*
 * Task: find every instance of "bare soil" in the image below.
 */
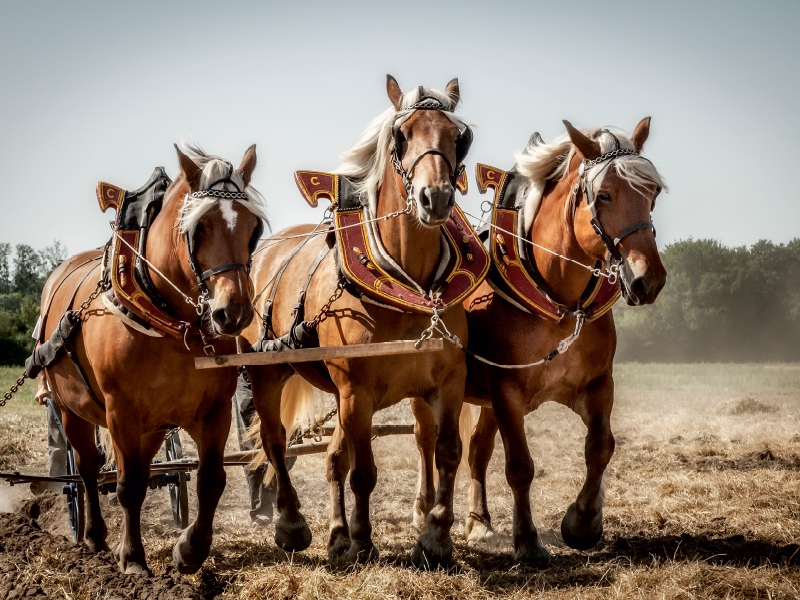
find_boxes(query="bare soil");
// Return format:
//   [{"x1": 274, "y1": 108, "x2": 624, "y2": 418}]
[{"x1": 1, "y1": 363, "x2": 799, "y2": 599}]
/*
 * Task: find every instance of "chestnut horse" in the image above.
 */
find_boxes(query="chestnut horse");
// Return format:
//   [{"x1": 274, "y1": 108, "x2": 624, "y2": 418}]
[
  {"x1": 242, "y1": 76, "x2": 471, "y2": 568},
  {"x1": 411, "y1": 119, "x2": 667, "y2": 565},
  {"x1": 36, "y1": 146, "x2": 264, "y2": 574}
]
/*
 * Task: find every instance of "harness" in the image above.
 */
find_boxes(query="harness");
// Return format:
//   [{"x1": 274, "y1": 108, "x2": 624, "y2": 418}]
[
  {"x1": 573, "y1": 131, "x2": 661, "y2": 264},
  {"x1": 98, "y1": 166, "x2": 263, "y2": 337},
  {"x1": 477, "y1": 163, "x2": 620, "y2": 322}
]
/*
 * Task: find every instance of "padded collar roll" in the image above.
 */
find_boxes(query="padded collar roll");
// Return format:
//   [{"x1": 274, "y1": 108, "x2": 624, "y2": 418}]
[
  {"x1": 294, "y1": 171, "x2": 490, "y2": 313},
  {"x1": 98, "y1": 168, "x2": 189, "y2": 337},
  {"x1": 476, "y1": 164, "x2": 620, "y2": 322}
]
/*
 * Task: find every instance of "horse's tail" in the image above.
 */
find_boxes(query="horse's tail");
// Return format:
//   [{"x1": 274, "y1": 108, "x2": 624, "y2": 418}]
[
  {"x1": 457, "y1": 403, "x2": 481, "y2": 483},
  {"x1": 245, "y1": 375, "x2": 327, "y2": 481},
  {"x1": 97, "y1": 427, "x2": 115, "y2": 471}
]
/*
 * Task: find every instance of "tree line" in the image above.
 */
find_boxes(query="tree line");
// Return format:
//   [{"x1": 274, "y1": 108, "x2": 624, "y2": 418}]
[
  {"x1": 614, "y1": 238, "x2": 800, "y2": 362},
  {"x1": 0, "y1": 238, "x2": 798, "y2": 365},
  {"x1": 0, "y1": 242, "x2": 67, "y2": 365}
]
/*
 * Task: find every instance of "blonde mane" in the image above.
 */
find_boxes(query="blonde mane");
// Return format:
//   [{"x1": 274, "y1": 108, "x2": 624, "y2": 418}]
[
  {"x1": 333, "y1": 85, "x2": 469, "y2": 214},
  {"x1": 177, "y1": 144, "x2": 268, "y2": 234},
  {"x1": 514, "y1": 128, "x2": 667, "y2": 233}
]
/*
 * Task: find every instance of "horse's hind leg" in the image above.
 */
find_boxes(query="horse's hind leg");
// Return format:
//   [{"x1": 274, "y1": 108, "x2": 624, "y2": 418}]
[
  {"x1": 61, "y1": 408, "x2": 107, "y2": 552},
  {"x1": 561, "y1": 374, "x2": 615, "y2": 550},
  {"x1": 173, "y1": 400, "x2": 230, "y2": 574},
  {"x1": 409, "y1": 397, "x2": 436, "y2": 533},
  {"x1": 248, "y1": 364, "x2": 312, "y2": 552},
  {"x1": 494, "y1": 393, "x2": 550, "y2": 567},
  {"x1": 464, "y1": 406, "x2": 501, "y2": 549},
  {"x1": 411, "y1": 368, "x2": 465, "y2": 570},
  {"x1": 325, "y1": 421, "x2": 351, "y2": 559}
]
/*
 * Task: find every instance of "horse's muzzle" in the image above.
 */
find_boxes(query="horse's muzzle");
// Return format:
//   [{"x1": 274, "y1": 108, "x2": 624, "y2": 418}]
[
  {"x1": 211, "y1": 303, "x2": 254, "y2": 336},
  {"x1": 621, "y1": 261, "x2": 667, "y2": 306},
  {"x1": 417, "y1": 185, "x2": 455, "y2": 226}
]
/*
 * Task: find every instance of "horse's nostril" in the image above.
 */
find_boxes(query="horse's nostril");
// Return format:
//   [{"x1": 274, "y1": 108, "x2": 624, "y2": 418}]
[
  {"x1": 419, "y1": 188, "x2": 431, "y2": 209},
  {"x1": 212, "y1": 308, "x2": 229, "y2": 328}
]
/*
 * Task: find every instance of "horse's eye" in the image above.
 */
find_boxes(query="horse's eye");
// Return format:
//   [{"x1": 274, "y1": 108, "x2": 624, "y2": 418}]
[
  {"x1": 395, "y1": 130, "x2": 408, "y2": 158},
  {"x1": 597, "y1": 191, "x2": 612, "y2": 203}
]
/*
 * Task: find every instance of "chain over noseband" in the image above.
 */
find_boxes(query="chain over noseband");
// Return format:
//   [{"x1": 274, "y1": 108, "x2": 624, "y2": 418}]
[
  {"x1": 574, "y1": 131, "x2": 662, "y2": 265},
  {"x1": 389, "y1": 95, "x2": 473, "y2": 207},
  {"x1": 184, "y1": 164, "x2": 264, "y2": 298}
]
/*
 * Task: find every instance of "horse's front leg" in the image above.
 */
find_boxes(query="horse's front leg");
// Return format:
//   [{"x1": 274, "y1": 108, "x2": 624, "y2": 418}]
[
  {"x1": 493, "y1": 389, "x2": 551, "y2": 567},
  {"x1": 248, "y1": 364, "x2": 312, "y2": 552},
  {"x1": 325, "y1": 421, "x2": 351, "y2": 559},
  {"x1": 61, "y1": 408, "x2": 107, "y2": 552},
  {"x1": 108, "y1": 420, "x2": 150, "y2": 574},
  {"x1": 411, "y1": 366, "x2": 465, "y2": 570},
  {"x1": 561, "y1": 373, "x2": 615, "y2": 550},
  {"x1": 464, "y1": 406, "x2": 501, "y2": 548},
  {"x1": 173, "y1": 400, "x2": 230, "y2": 574},
  {"x1": 409, "y1": 396, "x2": 436, "y2": 533},
  {"x1": 337, "y1": 387, "x2": 379, "y2": 563}
]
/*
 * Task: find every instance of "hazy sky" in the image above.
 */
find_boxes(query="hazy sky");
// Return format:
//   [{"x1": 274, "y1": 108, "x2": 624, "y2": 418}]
[{"x1": 1, "y1": 1, "x2": 798, "y2": 256}]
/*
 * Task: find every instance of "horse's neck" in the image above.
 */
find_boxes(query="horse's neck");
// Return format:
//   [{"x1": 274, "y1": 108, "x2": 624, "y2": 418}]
[
  {"x1": 530, "y1": 173, "x2": 594, "y2": 307},
  {"x1": 374, "y1": 163, "x2": 442, "y2": 290},
  {"x1": 145, "y1": 196, "x2": 199, "y2": 322}
]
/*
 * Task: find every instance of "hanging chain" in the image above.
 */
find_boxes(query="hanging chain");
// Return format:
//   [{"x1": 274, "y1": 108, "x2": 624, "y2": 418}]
[
  {"x1": 1, "y1": 374, "x2": 28, "y2": 408},
  {"x1": 309, "y1": 280, "x2": 346, "y2": 329},
  {"x1": 1, "y1": 277, "x2": 109, "y2": 408},
  {"x1": 287, "y1": 406, "x2": 339, "y2": 447}
]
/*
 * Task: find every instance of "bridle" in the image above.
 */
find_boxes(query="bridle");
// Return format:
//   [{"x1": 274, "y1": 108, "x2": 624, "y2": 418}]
[
  {"x1": 389, "y1": 94, "x2": 473, "y2": 206},
  {"x1": 184, "y1": 164, "x2": 264, "y2": 299},
  {"x1": 573, "y1": 131, "x2": 661, "y2": 265}
]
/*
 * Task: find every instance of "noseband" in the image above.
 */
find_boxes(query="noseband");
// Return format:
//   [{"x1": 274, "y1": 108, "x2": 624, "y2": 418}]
[
  {"x1": 573, "y1": 132, "x2": 661, "y2": 264},
  {"x1": 185, "y1": 164, "x2": 264, "y2": 296},
  {"x1": 389, "y1": 95, "x2": 473, "y2": 202}
]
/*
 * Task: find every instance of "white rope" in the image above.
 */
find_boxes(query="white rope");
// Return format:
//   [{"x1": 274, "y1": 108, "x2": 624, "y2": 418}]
[
  {"x1": 460, "y1": 208, "x2": 618, "y2": 282},
  {"x1": 113, "y1": 231, "x2": 204, "y2": 312}
]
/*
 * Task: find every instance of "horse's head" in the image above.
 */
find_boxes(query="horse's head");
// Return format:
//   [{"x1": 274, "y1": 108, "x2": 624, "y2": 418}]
[
  {"x1": 175, "y1": 145, "x2": 266, "y2": 335},
  {"x1": 564, "y1": 119, "x2": 667, "y2": 306},
  {"x1": 385, "y1": 76, "x2": 470, "y2": 226}
]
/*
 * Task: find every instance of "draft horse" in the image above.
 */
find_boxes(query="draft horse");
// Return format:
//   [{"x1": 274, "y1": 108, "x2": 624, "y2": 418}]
[
  {"x1": 411, "y1": 119, "x2": 667, "y2": 564},
  {"x1": 32, "y1": 146, "x2": 265, "y2": 574},
  {"x1": 242, "y1": 76, "x2": 475, "y2": 568}
]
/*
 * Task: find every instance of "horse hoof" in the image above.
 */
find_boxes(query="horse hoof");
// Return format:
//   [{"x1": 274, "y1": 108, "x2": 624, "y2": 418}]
[
  {"x1": 513, "y1": 536, "x2": 551, "y2": 568},
  {"x1": 274, "y1": 514, "x2": 312, "y2": 552},
  {"x1": 123, "y1": 562, "x2": 148, "y2": 576},
  {"x1": 172, "y1": 527, "x2": 211, "y2": 575},
  {"x1": 560, "y1": 502, "x2": 603, "y2": 550},
  {"x1": 327, "y1": 532, "x2": 351, "y2": 560},
  {"x1": 411, "y1": 532, "x2": 454, "y2": 571},
  {"x1": 344, "y1": 540, "x2": 379, "y2": 563},
  {"x1": 466, "y1": 519, "x2": 500, "y2": 550},
  {"x1": 84, "y1": 536, "x2": 109, "y2": 553}
]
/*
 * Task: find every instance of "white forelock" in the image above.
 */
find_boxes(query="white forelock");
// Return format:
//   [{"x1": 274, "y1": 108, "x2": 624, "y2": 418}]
[
  {"x1": 177, "y1": 144, "x2": 268, "y2": 235},
  {"x1": 514, "y1": 128, "x2": 667, "y2": 234},
  {"x1": 332, "y1": 85, "x2": 468, "y2": 215}
]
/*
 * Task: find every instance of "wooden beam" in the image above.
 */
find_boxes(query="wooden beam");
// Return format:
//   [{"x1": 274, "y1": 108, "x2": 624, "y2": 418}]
[{"x1": 194, "y1": 338, "x2": 444, "y2": 370}]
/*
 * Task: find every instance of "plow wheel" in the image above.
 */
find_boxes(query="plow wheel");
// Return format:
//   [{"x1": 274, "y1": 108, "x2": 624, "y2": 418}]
[
  {"x1": 164, "y1": 432, "x2": 189, "y2": 529},
  {"x1": 63, "y1": 445, "x2": 85, "y2": 544}
]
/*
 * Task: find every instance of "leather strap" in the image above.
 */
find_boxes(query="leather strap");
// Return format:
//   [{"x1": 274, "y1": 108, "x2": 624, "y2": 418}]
[{"x1": 200, "y1": 262, "x2": 248, "y2": 281}]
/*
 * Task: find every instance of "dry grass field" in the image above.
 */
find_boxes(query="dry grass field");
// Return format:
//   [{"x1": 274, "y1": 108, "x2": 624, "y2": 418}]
[{"x1": 1, "y1": 363, "x2": 799, "y2": 599}]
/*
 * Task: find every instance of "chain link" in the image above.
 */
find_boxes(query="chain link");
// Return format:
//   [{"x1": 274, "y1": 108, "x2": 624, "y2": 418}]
[
  {"x1": 309, "y1": 281, "x2": 345, "y2": 329},
  {"x1": 287, "y1": 406, "x2": 339, "y2": 447},
  {"x1": 1, "y1": 374, "x2": 28, "y2": 408},
  {"x1": 583, "y1": 148, "x2": 638, "y2": 168},
  {"x1": 188, "y1": 189, "x2": 249, "y2": 200}
]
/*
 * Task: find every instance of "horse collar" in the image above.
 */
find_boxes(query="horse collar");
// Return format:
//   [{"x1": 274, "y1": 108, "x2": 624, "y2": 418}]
[
  {"x1": 293, "y1": 171, "x2": 490, "y2": 314},
  {"x1": 476, "y1": 163, "x2": 621, "y2": 322}
]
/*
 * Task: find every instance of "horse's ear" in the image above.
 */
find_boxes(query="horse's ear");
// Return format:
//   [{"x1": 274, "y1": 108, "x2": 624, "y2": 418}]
[
  {"x1": 175, "y1": 145, "x2": 202, "y2": 189},
  {"x1": 563, "y1": 120, "x2": 601, "y2": 160},
  {"x1": 444, "y1": 77, "x2": 460, "y2": 107},
  {"x1": 631, "y1": 117, "x2": 651, "y2": 153},
  {"x1": 386, "y1": 74, "x2": 403, "y2": 111},
  {"x1": 236, "y1": 144, "x2": 257, "y2": 187}
]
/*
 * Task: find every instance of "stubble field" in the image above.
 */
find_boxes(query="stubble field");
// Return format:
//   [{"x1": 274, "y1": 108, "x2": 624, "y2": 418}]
[{"x1": 0, "y1": 363, "x2": 799, "y2": 599}]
